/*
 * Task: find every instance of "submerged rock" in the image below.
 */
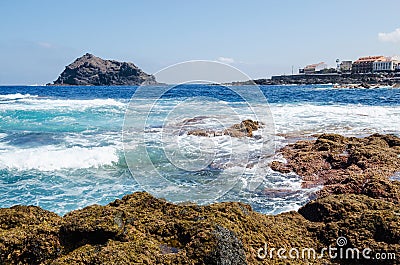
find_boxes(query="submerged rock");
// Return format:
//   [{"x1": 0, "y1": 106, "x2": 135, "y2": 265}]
[
  {"x1": 223, "y1": 120, "x2": 261, "y2": 138},
  {"x1": 188, "y1": 119, "x2": 261, "y2": 138}
]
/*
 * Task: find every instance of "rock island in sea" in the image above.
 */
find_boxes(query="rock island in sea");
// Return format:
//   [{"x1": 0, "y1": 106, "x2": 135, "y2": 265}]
[{"x1": 49, "y1": 53, "x2": 158, "y2": 86}]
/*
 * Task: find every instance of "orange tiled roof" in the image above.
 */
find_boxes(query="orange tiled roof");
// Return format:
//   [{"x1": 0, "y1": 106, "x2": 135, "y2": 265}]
[
  {"x1": 354, "y1": 56, "x2": 385, "y2": 63},
  {"x1": 304, "y1": 62, "x2": 325, "y2": 69}
]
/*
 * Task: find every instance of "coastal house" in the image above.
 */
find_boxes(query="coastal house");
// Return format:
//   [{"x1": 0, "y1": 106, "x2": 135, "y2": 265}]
[
  {"x1": 302, "y1": 62, "x2": 327, "y2": 74},
  {"x1": 339, "y1": 61, "x2": 352, "y2": 72},
  {"x1": 352, "y1": 56, "x2": 385, "y2": 73},
  {"x1": 373, "y1": 57, "x2": 400, "y2": 72}
]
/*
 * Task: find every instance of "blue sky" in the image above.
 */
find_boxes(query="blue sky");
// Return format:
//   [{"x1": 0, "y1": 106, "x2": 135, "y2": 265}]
[{"x1": 1, "y1": 0, "x2": 400, "y2": 84}]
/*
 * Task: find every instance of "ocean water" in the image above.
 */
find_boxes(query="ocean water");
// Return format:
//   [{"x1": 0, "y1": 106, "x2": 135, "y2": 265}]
[{"x1": 0, "y1": 84, "x2": 399, "y2": 215}]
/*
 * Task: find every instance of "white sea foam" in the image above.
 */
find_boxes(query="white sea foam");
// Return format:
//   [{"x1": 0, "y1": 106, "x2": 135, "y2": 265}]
[
  {"x1": 269, "y1": 103, "x2": 400, "y2": 137},
  {"x1": 0, "y1": 145, "x2": 119, "y2": 171},
  {"x1": 0, "y1": 93, "x2": 38, "y2": 100},
  {"x1": 0, "y1": 97, "x2": 126, "y2": 111}
]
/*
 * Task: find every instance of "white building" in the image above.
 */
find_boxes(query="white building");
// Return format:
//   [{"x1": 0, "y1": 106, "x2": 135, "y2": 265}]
[
  {"x1": 303, "y1": 62, "x2": 327, "y2": 74},
  {"x1": 373, "y1": 57, "x2": 400, "y2": 72},
  {"x1": 339, "y1": 61, "x2": 352, "y2": 72}
]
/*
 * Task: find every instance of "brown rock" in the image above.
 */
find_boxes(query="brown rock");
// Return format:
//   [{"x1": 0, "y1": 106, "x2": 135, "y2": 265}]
[
  {"x1": 299, "y1": 194, "x2": 400, "y2": 264},
  {"x1": 270, "y1": 133, "x2": 400, "y2": 202},
  {"x1": 187, "y1": 119, "x2": 261, "y2": 138},
  {"x1": 0, "y1": 206, "x2": 62, "y2": 264},
  {"x1": 2, "y1": 191, "x2": 400, "y2": 264},
  {"x1": 224, "y1": 120, "x2": 260, "y2": 137},
  {"x1": 269, "y1": 161, "x2": 292, "y2": 173},
  {"x1": 0, "y1": 192, "x2": 323, "y2": 264},
  {"x1": 187, "y1": 129, "x2": 214, "y2": 137}
]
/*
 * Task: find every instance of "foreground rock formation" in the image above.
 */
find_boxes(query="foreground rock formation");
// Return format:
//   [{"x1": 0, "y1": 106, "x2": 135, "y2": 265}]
[
  {"x1": 0, "y1": 192, "x2": 318, "y2": 264},
  {"x1": 0, "y1": 134, "x2": 399, "y2": 264},
  {"x1": 1, "y1": 192, "x2": 399, "y2": 264},
  {"x1": 50, "y1": 53, "x2": 157, "y2": 86}
]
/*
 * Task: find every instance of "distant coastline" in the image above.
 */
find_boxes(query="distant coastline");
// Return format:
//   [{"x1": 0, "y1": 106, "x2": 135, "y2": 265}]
[
  {"x1": 47, "y1": 53, "x2": 400, "y2": 88},
  {"x1": 229, "y1": 72, "x2": 400, "y2": 88}
]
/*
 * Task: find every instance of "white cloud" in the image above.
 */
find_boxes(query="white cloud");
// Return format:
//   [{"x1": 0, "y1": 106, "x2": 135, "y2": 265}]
[
  {"x1": 378, "y1": 28, "x2": 400, "y2": 43},
  {"x1": 217, "y1": 57, "x2": 235, "y2": 64},
  {"x1": 37, "y1": 42, "x2": 53, "y2": 48}
]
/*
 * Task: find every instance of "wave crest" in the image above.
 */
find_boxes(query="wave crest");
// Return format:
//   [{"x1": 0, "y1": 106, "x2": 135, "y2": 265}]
[
  {"x1": 0, "y1": 93, "x2": 38, "y2": 100},
  {"x1": 0, "y1": 145, "x2": 119, "y2": 171}
]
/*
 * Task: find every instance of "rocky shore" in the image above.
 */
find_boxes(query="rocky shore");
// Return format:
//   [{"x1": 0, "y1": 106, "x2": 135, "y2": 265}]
[
  {"x1": 230, "y1": 73, "x2": 400, "y2": 88},
  {"x1": 270, "y1": 133, "x2": 400, "y2": 201},
  {"x1": 0, "y1": 134, "x2": 399, "y2": 264}
]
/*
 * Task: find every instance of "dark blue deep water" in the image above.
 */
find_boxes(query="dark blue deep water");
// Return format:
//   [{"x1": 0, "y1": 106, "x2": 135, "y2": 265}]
[{"x1": 2, "y1": 84, "x2": 400, "y2": 105}]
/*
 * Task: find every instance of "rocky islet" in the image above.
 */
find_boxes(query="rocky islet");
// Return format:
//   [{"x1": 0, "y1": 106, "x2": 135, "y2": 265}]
[{"x1": 50, "y1": 53, "x2": 157, "y2": 86}]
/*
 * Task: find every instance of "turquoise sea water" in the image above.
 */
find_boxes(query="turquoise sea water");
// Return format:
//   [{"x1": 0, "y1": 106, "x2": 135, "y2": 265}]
[{"x1": 0, "y1": 85, "x2": 399, "y2": 215}]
